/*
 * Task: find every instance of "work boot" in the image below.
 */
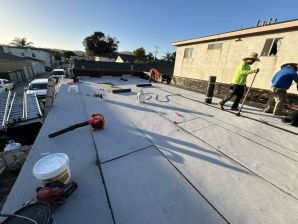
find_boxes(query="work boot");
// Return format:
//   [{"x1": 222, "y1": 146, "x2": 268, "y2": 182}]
[
  {"x1": 231, "y1": 107, "x2": 239, "y2": 111},
  {"x1": 218, "y1": 101, "x2": 224, "y2": 110},
  {"x1": 273, "y1": 112, "x2": 284, "y2": 116},
  {"x1": 263, "y1": 107, "x2": 273, "y2": 114}
]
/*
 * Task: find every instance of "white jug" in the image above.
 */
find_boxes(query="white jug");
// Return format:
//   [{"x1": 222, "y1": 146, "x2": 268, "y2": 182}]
[{"x1": 137, "y1": 89, "x2": 146, "y2": 103}]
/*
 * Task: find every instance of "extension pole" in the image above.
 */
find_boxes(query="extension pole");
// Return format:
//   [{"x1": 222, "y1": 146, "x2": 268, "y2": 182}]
[{"x1": 236, "y1": 71, "x2": 259, "y2": 116}]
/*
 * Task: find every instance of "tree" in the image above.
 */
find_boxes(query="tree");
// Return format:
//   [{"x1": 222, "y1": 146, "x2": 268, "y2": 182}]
[
  {"x1": 82, "y1": 31, "x2": 119, "y2": 57},
  {"x1": 10, "y1": 37, "x2": 34, "y2": 47},
  {"x1": 63, "y1": 51, "x2": 77, "y2": 59},
  {"x1": 162, "y1": 52, "x2": 176, "y2": 62},
  {"x1": 133, "y1": 47, "x2": 146, "y2": 57},
  {"x1": 145, "y1": 52, "x2": 155, "y2": 63},
  {"x1": 52, "y1": 51, "x2": 62, "y2": 61}
]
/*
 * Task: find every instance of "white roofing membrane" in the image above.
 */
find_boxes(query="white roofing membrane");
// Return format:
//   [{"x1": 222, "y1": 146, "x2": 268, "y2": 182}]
[{"x1": 2, "y1": 76, "x2": 298, "y2": 224}]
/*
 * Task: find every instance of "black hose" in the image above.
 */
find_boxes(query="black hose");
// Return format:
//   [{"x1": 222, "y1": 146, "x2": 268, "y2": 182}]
[
  {"x1": 48, "y1": 121, "x2": 89, "y2": 138},
  {"x1": 0, "y1": 213, "x2": 38, "y2": 224},
  {"x1": 157, "y1": 86, "x2": 297, "y2": 135}
]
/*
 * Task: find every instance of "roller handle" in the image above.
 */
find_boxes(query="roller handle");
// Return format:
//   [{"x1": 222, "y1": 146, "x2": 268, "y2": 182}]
[{"x1": 48, "y1": 121, "x2": 89, "y2": 138}]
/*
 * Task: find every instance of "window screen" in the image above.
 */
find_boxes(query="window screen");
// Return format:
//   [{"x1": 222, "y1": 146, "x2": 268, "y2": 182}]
[
  {"x1": 261, "y1": 39, "x2": 273, "y2": 56},
  {"x1": 207, "y1": 43, "x2": 223, "y2": 50},
  {"x1": 183, "y1": 48, "x2": 194, "y2": 59},
  {"x1": 261, "y1": 38, "x2": 282, "y2": 56}
]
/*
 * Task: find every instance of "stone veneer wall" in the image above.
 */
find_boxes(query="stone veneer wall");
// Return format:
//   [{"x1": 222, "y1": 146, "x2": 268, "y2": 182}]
[{"x1": 172, "y1": 76, "x2": 298, "y2": 111}]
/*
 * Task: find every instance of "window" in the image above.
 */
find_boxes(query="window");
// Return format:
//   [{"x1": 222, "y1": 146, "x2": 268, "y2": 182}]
[
  {"x1": 29, "y1": 83, "x2": 48, "y2": 90},
  {"x1": 32, "y1": 53, "x2": 36, "y2": 58},
  {"x1": 21, "y1": 52, "x2": 25, "y2": 56},
  {"x1": 52, "y1": 71, "x2": 65, "y2": 76},
  {"x1": 207, "y1": 43, "x2": 223, "y2": 50},
  {"x1": 0, "y1": 46, "x2": 4, "y2": 52},
  {"x1": 261, "y1": 38, "x2": 282, "y2": 56},
  {"x1": 183, "y1": 48, "x2": 194, "y2": 59}
]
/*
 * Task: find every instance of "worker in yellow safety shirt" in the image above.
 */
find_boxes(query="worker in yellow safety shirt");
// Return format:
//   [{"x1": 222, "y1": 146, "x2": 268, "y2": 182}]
[
  {"x1": 219, "y1": 52, "x2": 260, "y2": 110},
  {"x1": 149, "y1": 69, "x2": 160, "y2": 82}
]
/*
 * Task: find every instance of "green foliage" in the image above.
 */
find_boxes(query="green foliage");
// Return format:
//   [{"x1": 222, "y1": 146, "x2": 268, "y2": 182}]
[
  {"x1": 63, "y1": 51, "x2": 77, "y2": 59},
  {"x1": 133, "y1": 47, "x2": 146, "y2": 57},
  {"x1": 82, "y1": 31, "x2": 119, "y2": 57},
  {"x1": 145, "y1": 52, "x2": 155, "y2": 63},
  {"x1": 162, "y1": 52, "x2": 176, "y2": 62},
  {"x1": 52, "y1": 51, "x2": 62, "y2": 61},
  {"x1": 10, "y1": 37, "x2": 34, "y2": 47}
]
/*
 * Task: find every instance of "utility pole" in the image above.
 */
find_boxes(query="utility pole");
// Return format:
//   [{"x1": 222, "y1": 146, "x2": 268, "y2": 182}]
[{"x1": 154, "y1": 45, "x2": 159, "y2": 61}]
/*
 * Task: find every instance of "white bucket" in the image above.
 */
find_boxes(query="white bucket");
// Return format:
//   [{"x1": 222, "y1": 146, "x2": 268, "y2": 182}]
[
  {"x1": 4, "y1": 140, "x2": 22, "y2": 152},
  {"x1": 33, "y1": 153, "x2": 71, "y2": 184}
]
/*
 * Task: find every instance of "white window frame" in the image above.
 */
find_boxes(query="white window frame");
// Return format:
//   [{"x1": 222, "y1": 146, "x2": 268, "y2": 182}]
[
  {"x1": 261, "y1": 38, "x2": 282, "y2": 56},
  {"x1": 183, "y1": 48, "x2": 194, "y2": 59},
  {"x1": 207, "y1": 43, "x2": 223, "y2": 50}
]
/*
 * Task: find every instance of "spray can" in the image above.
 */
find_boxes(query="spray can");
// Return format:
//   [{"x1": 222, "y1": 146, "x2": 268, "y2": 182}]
[{"x1": 137, "y1": 89, "x2": 146, "y2": 103}]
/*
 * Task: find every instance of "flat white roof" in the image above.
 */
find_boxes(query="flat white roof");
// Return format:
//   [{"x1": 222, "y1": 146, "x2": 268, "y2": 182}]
[{"x1": 2, "y1": 77, "x2": 298, "y2": 223}]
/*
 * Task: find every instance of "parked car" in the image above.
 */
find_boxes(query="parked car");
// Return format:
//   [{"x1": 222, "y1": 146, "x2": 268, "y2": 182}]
[
  {"x1": 0, "y1": 79, "x2": 14, "y2": 91},
  {"x1": 51, "y1": 69, "x2": 66, "y2": 80},
  {"x1": 26, "y1": 79, "x2": 49, "y2": 99}
]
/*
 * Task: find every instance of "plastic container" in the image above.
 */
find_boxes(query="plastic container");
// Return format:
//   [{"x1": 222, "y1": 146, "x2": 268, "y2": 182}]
[
  {"x1": 137, "y1": 89, "x2": 146, "y2": 103},
  {"x1": 67, "y1": 85, "x2": 79, "y2": 93},
  {"x1": 4, "y1": 140, "x2": 22, "y2": 152},
  {"x1": 33, "y1": 153, "x2": 71, "y2": 184},
  {"x1": 94, "y1": 89, "x2": 107, "y2": 100},
  {"x1": 2, "y1": 202, "x2": 55, "y2": 224}
]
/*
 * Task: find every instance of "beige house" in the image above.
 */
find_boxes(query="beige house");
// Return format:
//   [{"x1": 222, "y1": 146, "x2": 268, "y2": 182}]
[
  {"x1": 95, "y1": 56, "x2": 116, "y2": 62},
  {"x1": 173, "y1": 19, "x2": 298, "y2": 94}
]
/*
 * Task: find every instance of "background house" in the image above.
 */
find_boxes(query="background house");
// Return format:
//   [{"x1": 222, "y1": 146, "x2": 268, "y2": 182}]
[
  {"x1": 23, "y1": 57, "x2": 45, "y2": 75},
  {"x1": 116, "y1": 53, "x2": 145, "y2": 63},
  {"x1": 0, "y1": 52, "x2": 36, "y2": 83},
  {"x1": 0, "y1": 45, "x2": 54, "y2": 67},
  {"x1": 172, "y1": 19, "x2": 298, "y2": 95},
  {"x1": 95, "y1": 56, "x2": 116, "y2": 62}
]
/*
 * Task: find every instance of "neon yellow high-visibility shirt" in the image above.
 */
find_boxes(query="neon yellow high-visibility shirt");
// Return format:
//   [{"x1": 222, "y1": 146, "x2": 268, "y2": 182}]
[{"x1": 231, "y1": 62, "x2": 255, "y2": 85}]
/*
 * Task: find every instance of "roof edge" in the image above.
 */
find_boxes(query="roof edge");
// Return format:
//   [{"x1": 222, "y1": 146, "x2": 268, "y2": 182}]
[{"x1": 172, "y1": 19, "x2": 298, "y2": 46}]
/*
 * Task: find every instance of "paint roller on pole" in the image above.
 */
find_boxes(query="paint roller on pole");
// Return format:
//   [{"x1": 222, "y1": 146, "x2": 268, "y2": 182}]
[{"x1": 235, "y1": 70, "x2": 259, "y2": 116}]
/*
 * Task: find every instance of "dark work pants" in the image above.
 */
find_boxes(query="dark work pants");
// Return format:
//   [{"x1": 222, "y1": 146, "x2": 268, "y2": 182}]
[{"x1": 220, "y1": 85, "x2": 245, "y2": 109}]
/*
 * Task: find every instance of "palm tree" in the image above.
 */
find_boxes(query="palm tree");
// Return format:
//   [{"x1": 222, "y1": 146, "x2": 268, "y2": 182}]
[
  {"x1": 162, "y1": 52, "x2": 176, "y2": 62},
  {"x1": 10, "y1": 37, "x2": 34, "y2": 47}
]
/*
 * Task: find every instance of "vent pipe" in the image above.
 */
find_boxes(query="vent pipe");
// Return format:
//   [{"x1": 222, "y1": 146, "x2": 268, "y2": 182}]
[{"x1": 256, "y1": 20, "x2": 261, "y2": 27}]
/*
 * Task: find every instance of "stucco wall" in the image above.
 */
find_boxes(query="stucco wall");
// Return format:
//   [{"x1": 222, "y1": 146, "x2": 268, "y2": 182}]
[{"x1": 174, "y1": 30, "x2": 298, "y2": 94}]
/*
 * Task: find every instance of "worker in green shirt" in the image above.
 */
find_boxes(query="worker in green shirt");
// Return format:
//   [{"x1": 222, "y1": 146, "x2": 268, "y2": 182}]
[{"x1": 219, "y1": 52, "x2": 260, "y2": 110}]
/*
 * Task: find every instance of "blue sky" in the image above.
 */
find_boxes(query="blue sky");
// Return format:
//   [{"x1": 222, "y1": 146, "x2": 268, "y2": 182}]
[{"x1": 1, "y1": 0, "x2": 298, "y2": 57}]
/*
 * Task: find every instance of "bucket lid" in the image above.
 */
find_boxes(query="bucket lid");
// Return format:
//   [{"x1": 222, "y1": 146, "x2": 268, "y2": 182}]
[
  {"x1": 2, "y1": 202, "x2": 52, "y2": 224},
  {"x1": 33, "y1": 153, "x2": 69, "y2": 180}
]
